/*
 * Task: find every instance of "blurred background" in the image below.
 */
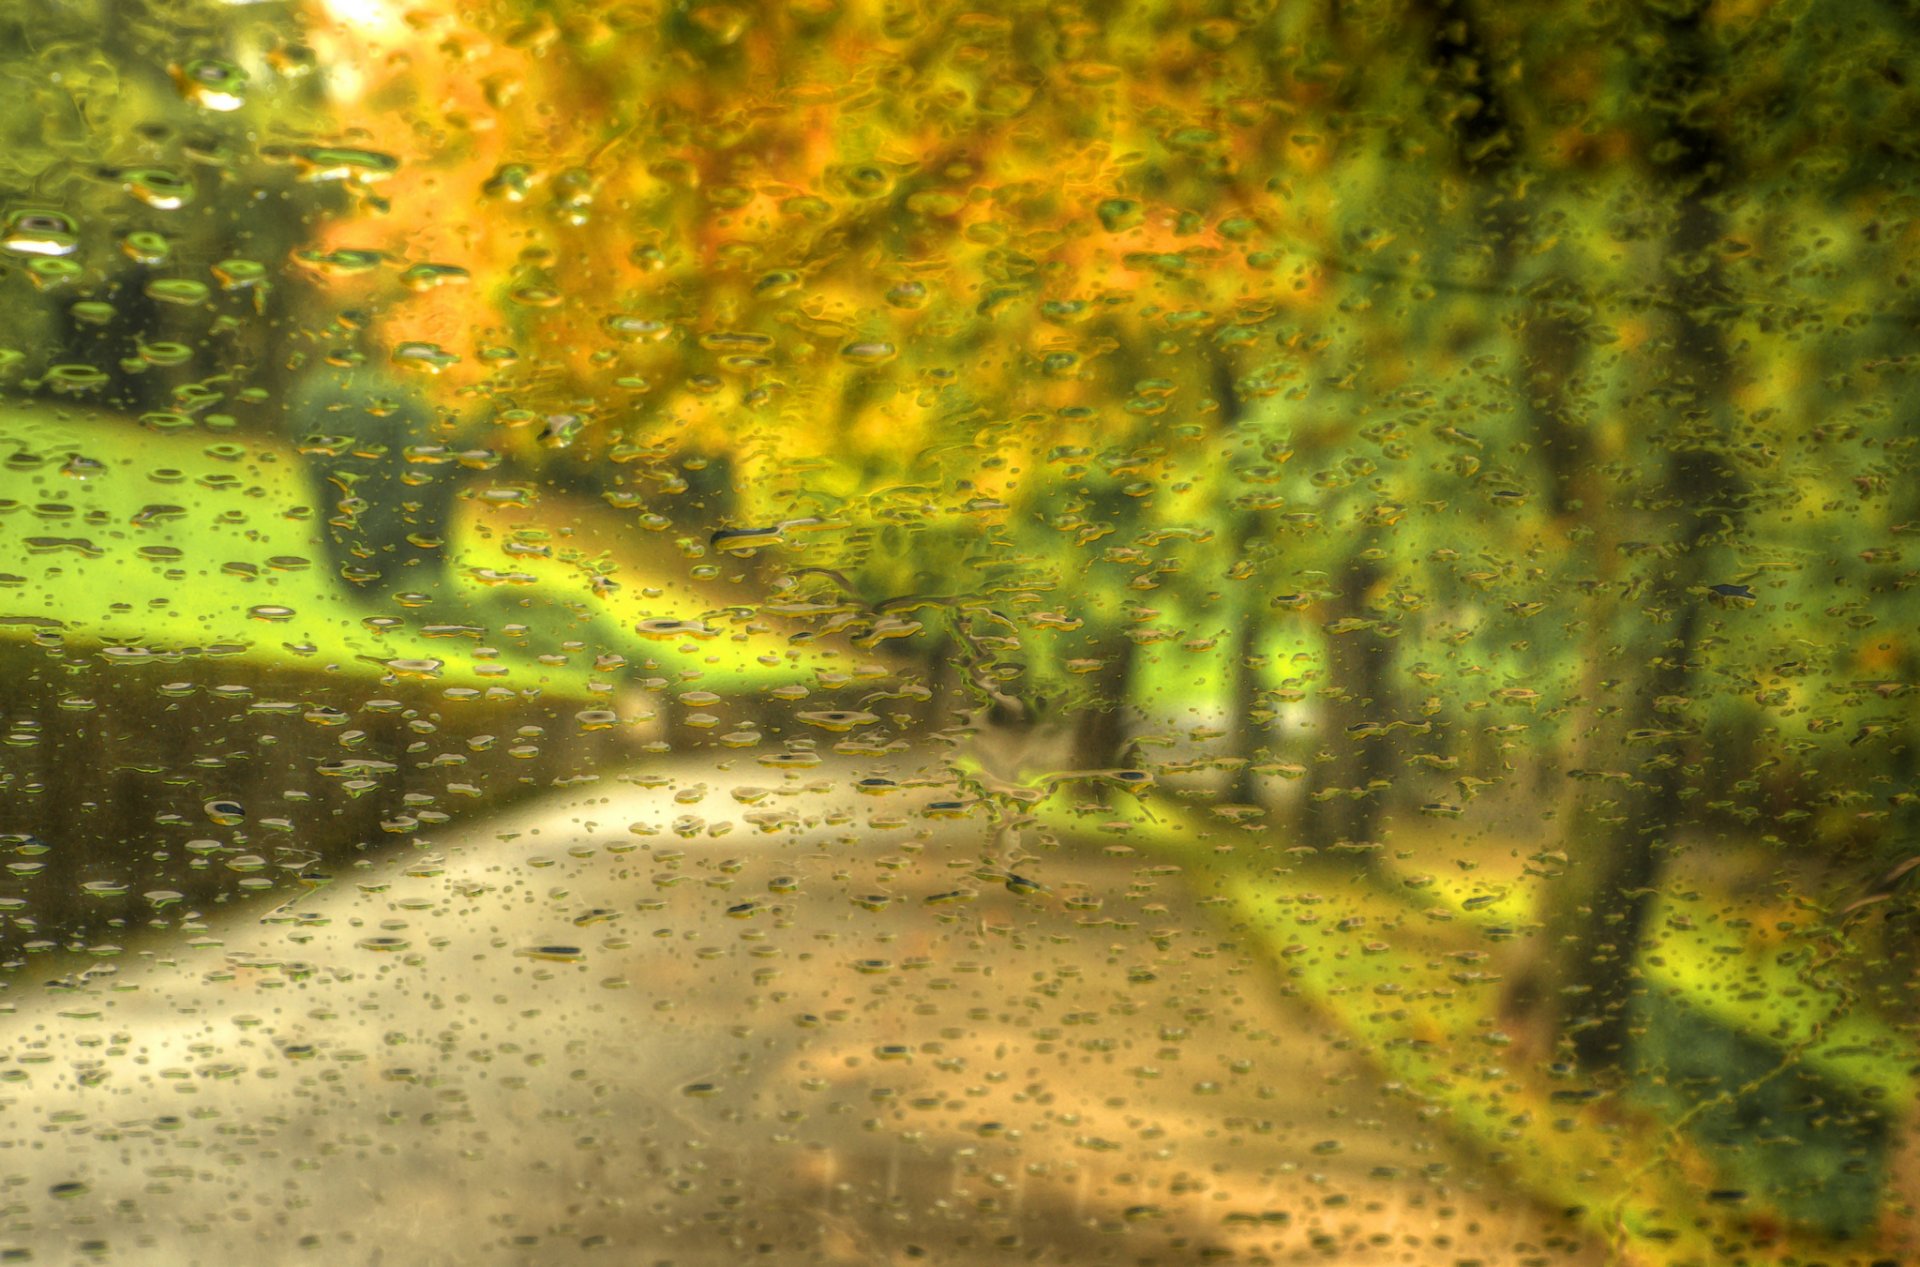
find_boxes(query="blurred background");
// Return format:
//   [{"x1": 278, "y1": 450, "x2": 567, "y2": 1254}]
[{"x1": 0, "y1": 0, "x2": 1915, "y2": 1262}]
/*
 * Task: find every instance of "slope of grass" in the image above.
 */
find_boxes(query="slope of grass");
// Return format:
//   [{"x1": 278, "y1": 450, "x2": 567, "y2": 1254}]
[
  {"x1": 0, "y1": 403, "x2": 828, "y2": 698},
  {"x1": 1017, "y1": 784, "x2": 1915, "y2": 1264}
]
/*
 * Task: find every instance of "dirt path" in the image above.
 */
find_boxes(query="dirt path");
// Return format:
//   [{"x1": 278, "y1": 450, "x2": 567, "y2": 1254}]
[{"x1": 0, "y1": 754, "x2": 1601, "y2": 1266}]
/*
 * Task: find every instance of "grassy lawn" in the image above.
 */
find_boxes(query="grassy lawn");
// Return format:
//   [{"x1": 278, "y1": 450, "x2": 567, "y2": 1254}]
[{"x1": 0, "y1": 404, "x2": 829, "y2": 698}]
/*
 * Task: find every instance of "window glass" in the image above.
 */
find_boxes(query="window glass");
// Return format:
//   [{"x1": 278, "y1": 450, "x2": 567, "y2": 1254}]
[{"x1": 1, "y1": 2, "x2": 1915, "y2": 1263}]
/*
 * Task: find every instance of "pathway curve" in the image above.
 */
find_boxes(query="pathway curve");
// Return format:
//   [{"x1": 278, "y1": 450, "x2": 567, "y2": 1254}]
[{"x1": 0, "y1": 753, "x2": 1602, "y2": 1266}]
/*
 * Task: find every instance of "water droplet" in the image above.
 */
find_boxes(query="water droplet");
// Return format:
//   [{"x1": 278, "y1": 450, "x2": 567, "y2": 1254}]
[
  {"x1": 145, "y1": 278, "x2": 210, "y2": 306},
  {"x1": 379, "y1": 658, "x2": 444, "y2": 680},
  {"x1": 518, "y1": 945, "x2": 585, "y2": 963},
  {"x1": 295, "y1": 146, "x2": 400, "y2": 184},
  {"x1": 711, "y1": 524, "x2": 786, "y2": 554},
  {"x1": 175, "y1": 58, "x2": 248, "y2": 110},
  {"x1": 211, "y1": 258, "x2": 267, "y2": 290},
  {"x1": 123, "y1": 168, "x2": 194, "y2": 210},
  {"x1": 754, "y1": 270, "x2": 799, "y2": 297},
  {"x1": 757, "y1": 751, "x2": 822, "y2": 769},
  {"x1": 119, "y1": 230, "x2": 171, "y2": 264},
  {"x1": 797, "y1": 710, "x2": 879, "y2": 732},
  {"x1": 634, "y1": 618, "x2": 716, "y2": 640},
  {"x1": 42, "y1": 364, "x2": 110, "y2": 393},
  {"x1": 2, "y1": 210, "x2": 78, "y2": 257},
  {"x1": 884, "y1": 280, "x2": 929, "y2": 309},
  {"x1": 399, "y1": 262, "x2": 470, "y2": 291},
  {"x1": 538, "y1": 413, "x2": 584, "y2": 448},
  {"x1": 391, "y1": 342, "x2": 459, "y2": 373},
  {"x1": 840, "y1": 340, "x2": 897, "y2": 366},
  {"x1": 1707, "y1": 583, "x2": 1757, "y2": 608},
  {"x1": 603, "y1": 314, "x2": 672, "y2": 342}
]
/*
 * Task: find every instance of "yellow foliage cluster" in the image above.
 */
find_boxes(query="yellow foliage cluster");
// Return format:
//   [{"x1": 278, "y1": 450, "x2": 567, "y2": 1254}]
[{"x1": 298, "y1": 0, "x2": 1319, "y2": 504}]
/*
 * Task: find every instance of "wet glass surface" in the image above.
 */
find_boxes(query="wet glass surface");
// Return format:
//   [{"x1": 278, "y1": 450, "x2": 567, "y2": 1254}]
[{"x1": 0, "y1": 2, "x2": 1916, "y2": 1263}]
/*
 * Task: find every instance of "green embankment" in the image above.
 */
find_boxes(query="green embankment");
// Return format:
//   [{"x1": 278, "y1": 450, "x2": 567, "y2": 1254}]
[
  {"x1": 1021, "y1": 785, "x2": 1916, "y2": 1264},
  {"x1": 0, "y1": 403, "x2": 825, "y2": 697}
]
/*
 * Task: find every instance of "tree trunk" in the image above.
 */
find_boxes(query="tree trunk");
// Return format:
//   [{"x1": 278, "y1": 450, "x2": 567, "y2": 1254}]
[
  {"x1": 1528, "y1": 598, "x2": 1706, "y2": 1068},
  {"x1": 1071, "y1": 635, "x2": 1137, "y2": 775},
  {"x1": 1302, "y1": 553, "x2": 1393, "y2": 862},
  {"x1": 1522, "y1": 0, "x2": 1746, "y2": 1074},
  {"x1": 1224, "y1": 584, "x2": 1266, "y2": 806}
]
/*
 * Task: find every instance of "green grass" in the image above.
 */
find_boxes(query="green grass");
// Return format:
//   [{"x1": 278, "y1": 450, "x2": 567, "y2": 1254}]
[
  {"x1": 0, "y1": 403, "x2": 830, "y2": 699},
  {"x1": 1021, "y1": 783, "x2": 1916, "y2": 1264}
]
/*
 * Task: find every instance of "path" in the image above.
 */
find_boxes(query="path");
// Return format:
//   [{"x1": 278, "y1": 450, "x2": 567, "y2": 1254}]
[{"x1": 0, "y1": 753, "x2": 1602, "y2": 1266}]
